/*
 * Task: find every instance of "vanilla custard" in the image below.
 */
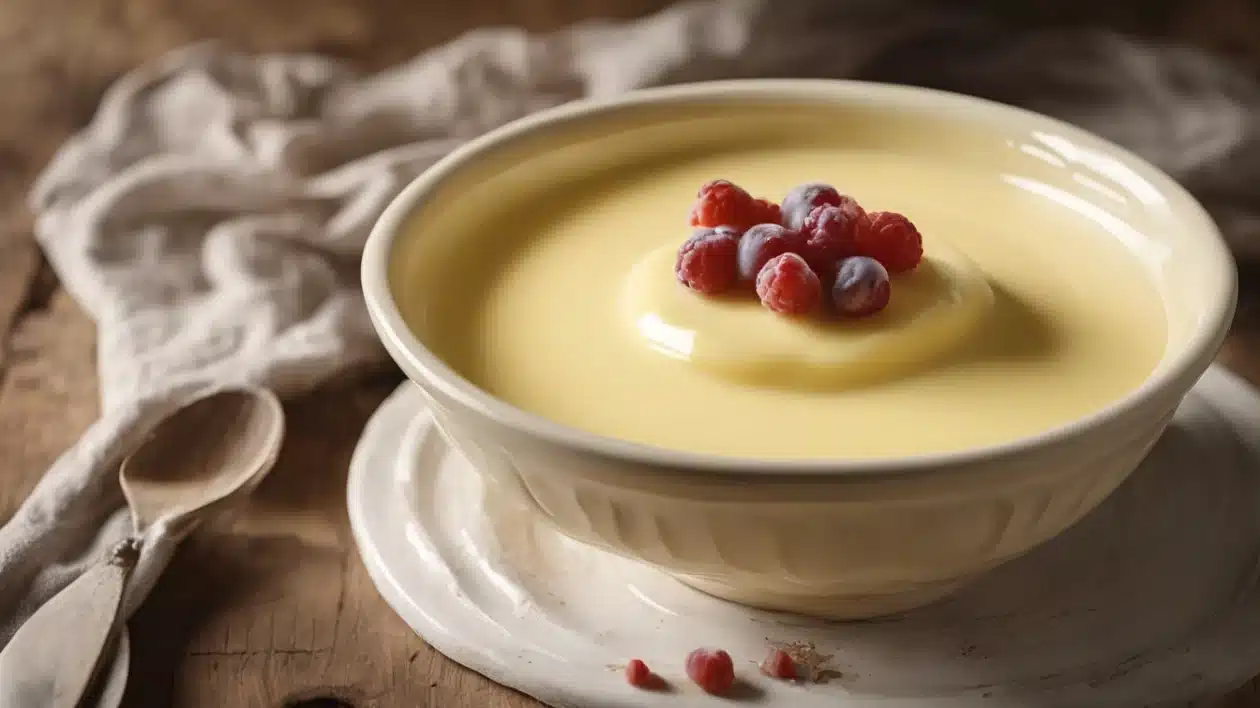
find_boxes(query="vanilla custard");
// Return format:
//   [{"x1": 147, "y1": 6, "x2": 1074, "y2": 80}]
[{"x1": 400, "y1": 108, "x2": 1168, "y2": 460}]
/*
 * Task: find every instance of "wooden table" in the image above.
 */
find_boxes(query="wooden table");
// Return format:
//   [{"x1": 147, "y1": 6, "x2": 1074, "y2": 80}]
[{"x1": 1, "y1": 1, "x2": 1259, "y2": 705}]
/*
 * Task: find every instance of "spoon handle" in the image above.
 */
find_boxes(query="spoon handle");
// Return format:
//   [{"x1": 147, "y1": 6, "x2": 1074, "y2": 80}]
[{"x1": 0, "y1": 540, "x2": 139, "y2": 708}]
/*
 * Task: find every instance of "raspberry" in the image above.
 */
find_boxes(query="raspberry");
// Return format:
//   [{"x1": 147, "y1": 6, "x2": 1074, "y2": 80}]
[
  {"x1": 689, "y1": 180, "x2": 759, "y2": 230},
  {"x1": 751, "y1": 198, "x2": 782, "y2": 227},
  {"x1": 760, "y1": 649, "x2": 799, "y2": 681},
  {"x1": 676, "y1": 227, "x2": 740, "y2": 294},
  {"x1": 781, "y1": 182, "x2": 846, "y2": 230},
  {"x1": 756, "y1": 253, "x2": 822, "y2": 315},
  {"x1": 832, "y1": 256, "x2": 891, "y2": 318},
  {"x1": 625, "y1": 659, "x2": 654, "y2": 688},
  {"x1": 685, "y1": 648, "x2": 735, "y2": 695},
  {"x1": 800, "y1": 200, "x2": 866, "y2": 278},
  {"x1": 856, "y1": 211, "x2": 923, "y2": 273},
  {"x1": 737, "y1": 224, "x2": 804, "y2": 282}
]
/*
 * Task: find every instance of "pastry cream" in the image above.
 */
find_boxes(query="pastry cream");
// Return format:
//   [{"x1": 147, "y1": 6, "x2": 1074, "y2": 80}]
[{"x1": 405, "y1": 122, "x2": 1167, "y2": 460}]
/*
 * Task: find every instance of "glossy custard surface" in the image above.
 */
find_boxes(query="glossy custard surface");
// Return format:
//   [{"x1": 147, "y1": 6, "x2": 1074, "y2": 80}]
[
  {"x1": 405, "y1": 122, "x2": 1167, "y2": 460},
  {"x1": 625, "y1": 235, "x2": 996, "y2": 388}
]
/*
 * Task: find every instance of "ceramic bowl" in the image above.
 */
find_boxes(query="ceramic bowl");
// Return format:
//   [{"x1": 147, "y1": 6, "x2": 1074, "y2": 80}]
[{"x1": 361, "y1": 80, "x2": 1237, "y2": 619}]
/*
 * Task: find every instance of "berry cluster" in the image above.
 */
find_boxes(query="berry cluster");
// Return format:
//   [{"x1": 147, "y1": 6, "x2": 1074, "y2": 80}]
[
  {"x1": 675, "y1": 180, "x2": 922, "y2": 318},
  {"x1": 624, "y1": 647, "x2": 801, "y2": 695}
]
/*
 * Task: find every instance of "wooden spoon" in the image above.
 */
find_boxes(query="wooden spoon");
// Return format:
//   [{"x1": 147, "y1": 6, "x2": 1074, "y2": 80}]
[
  {"x1": 0, "y1": 387, "x2": 285, "y2": 708},
  {"x1": 120, "y1": 386, "x2": 285, "y2": 537}
]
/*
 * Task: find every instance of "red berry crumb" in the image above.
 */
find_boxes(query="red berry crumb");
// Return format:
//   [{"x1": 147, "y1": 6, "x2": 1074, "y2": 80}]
[
  {"x1": 676, "y1": 227, "x2": 741, "y2": 294},
  {"x1": 685, "y1": 648, "x2": 735, "y2": 695},
  {"x1": 756, "y1": 253, "x2": 822, "y2": 315},
  {"x1": 760, "y1": 649, "x2": 799, "y2": 681},
  {"x1": 625, "y1": 659, "x2": 654, "y2": 688},
  {"x1": 689, "y1": 180, "x2": 759, "y2": 230},
  {"x1": 800, "y1": 199, "x2": 866, "y2": 277},
  {"x1": 856, "y1": 211, "x2": 923, "y2": 273}
]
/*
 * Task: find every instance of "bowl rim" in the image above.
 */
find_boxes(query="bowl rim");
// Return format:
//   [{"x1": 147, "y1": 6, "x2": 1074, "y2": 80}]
[{"x1": 361, "y1": 78, "x2": 1238, "y2": 478}]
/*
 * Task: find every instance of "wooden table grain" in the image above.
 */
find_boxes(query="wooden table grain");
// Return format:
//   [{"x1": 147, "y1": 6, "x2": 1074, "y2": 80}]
[{"x1": 1, "y1": 1, "x2": 1258, "y2": 706}]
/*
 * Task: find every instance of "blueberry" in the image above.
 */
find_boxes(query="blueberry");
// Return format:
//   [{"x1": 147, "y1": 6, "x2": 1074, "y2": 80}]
[
  {"x1": 737, "y1": 224, "x2": 801, "y2": 282},
  {"x1": 780, "y1": 182, "x2": 843, "y2": 231},
  {"x1": 832, "y1": 256, "x2": 891, "y2": 318}
]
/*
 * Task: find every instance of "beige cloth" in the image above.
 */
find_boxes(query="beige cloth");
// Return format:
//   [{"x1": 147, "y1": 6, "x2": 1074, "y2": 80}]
[{"x1": 2, "y1": 0, "x2": 1258, "y2": 647}]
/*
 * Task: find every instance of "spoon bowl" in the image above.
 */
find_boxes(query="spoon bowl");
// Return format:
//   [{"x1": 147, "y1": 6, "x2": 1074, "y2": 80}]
[{"x1": 120, "y1": 387, "x2": 285, "y2": 534}]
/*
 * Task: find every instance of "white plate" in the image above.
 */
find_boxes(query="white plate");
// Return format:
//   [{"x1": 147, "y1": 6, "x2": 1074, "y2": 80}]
[{"x1": 348, "y1": 365, "x2": 1260, "y2": 708}]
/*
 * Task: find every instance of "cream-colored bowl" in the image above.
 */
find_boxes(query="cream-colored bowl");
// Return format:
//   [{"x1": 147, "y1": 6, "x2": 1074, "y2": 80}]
[{"x1": 362, "y1": 80, "x2": 1237, "y2": 619}]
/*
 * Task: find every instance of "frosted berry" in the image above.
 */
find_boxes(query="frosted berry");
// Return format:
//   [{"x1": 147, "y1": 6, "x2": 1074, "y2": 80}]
[
  {"x1": 685, "y1": 648, "x2": 735, "y2": 695},
  {"x1": 856, "y1": 211, "x2": 923, "y2": 273},
  {"x1": 625, "y1": 659, "x2": 654, "y2": 688},
  {"x1": 781, "y1": 182, "x2": 846, "y2": 230},
  {"x1": 756, "y1": 253, "x2": 822, "y2": 315},
  {"x1": 738, "y1": 224, "x2": 804, "y2": 282},
  {"x1": 751, "y1": 198, "x2": 782, "y2": 227},
  {"x1": 760, "y1": 649, "x2": 799, "y2": 681},
  {"x1": 832, "y1": 256, "x2": 891, "y2": 318},
  {"x1": 676, "y1": 227, "x2": 741, "y2": 294},
  {"x1": 689, "y1": 180, "x2": 759, "y2": 230},
  {"x1": 800, "y1": 200, "x2": 866, "y2": 278}
]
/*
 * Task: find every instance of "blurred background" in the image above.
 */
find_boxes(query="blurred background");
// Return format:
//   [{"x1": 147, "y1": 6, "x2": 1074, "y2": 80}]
[{"x1": 0, "y1": 0, "x2": 1256, "y2": 219}]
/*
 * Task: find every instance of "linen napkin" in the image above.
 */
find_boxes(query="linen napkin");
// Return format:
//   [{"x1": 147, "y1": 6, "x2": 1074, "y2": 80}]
[{"x1": 3, "y1": 0, "x2": 1259, "y2": 647}]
